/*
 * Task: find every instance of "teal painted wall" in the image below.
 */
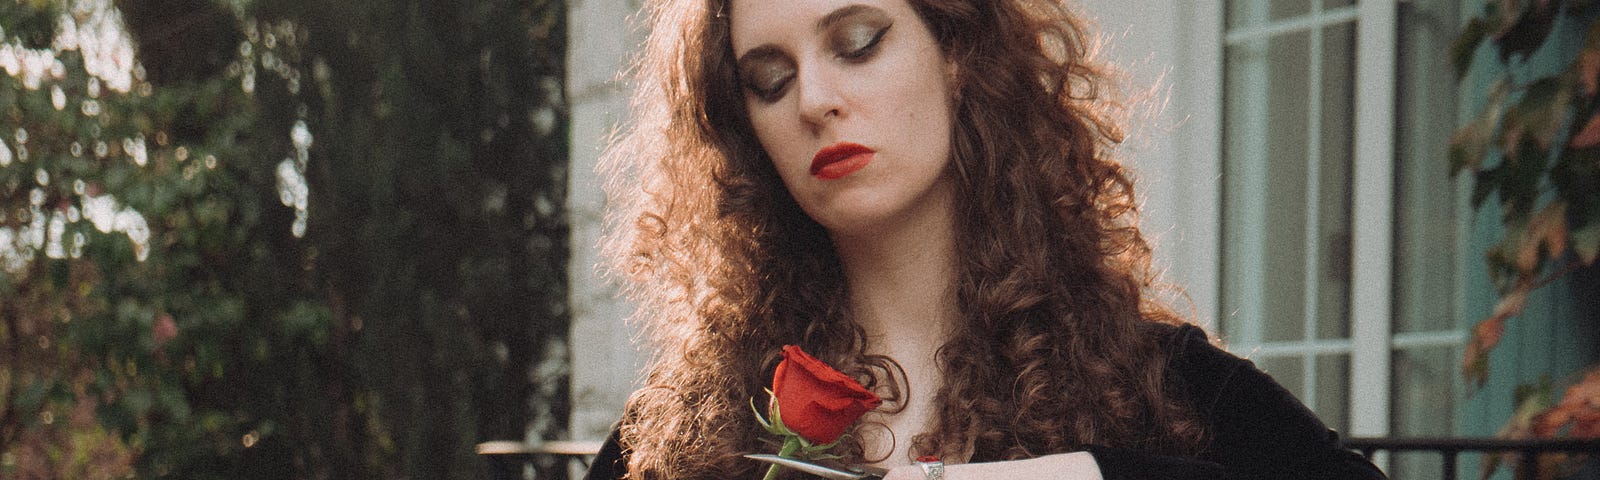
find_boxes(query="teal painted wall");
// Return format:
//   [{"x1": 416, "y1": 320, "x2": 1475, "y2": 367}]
[{"x1": 1450, "y1": 4, "x2": 1600, "y2": 478}]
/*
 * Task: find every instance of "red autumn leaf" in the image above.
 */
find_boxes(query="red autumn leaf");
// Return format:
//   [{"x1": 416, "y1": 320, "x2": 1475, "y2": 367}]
[
  {"x1": 1580, "y1": 15, "x2": 1600, "y2": 97},
  {"x1": 1581, "y1": 52, "x2": 1600, "y2": 99},
  {"x1": 1518, "y1": 202, "x2": 1569, "y2": 272},
  {"x1": 772, "y1": 345, "x2": 882, "y2": 444},
  {"x1": 1573, "y1": 410, "x2": 1600, "y2": 437},
  {"x1": 1463, "y1": 316, "x2": 1505, "y2": 386},
  {"x1": 1464, "y1": 285, "x2": 1530, "y2": 386},
  {"x1": 1571, "y1": 112, "x2": 1600, "y2": 149},
  {"x1": 1532, "y1": 368, "x2": 1600, "y2": 438}
]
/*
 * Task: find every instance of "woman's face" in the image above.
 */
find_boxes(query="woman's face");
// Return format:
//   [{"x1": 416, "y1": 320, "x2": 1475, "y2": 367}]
[{"x1": 728, "y1": 0, "x2": 956, "y2": 237}]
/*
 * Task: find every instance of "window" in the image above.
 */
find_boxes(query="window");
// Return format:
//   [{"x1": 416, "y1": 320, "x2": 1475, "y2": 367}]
[
  {"x1": 1221, "y1": 0, "x2": 1361, "y2": 433},
  {"x1": 1216, "y1": 2, "x2": 1468, "y2": 476}
]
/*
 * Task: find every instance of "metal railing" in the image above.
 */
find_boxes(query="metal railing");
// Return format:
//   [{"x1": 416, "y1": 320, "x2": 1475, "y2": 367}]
[
  {"x1": 1345, "y1": 437, "x2": 1600, "y2": 480},
  {"x1": 478, "y1": 440, "x2": 604, "y2": 480},
  {"x1": 475, "y1": 437, "x2": 1600, "y2": 480}
]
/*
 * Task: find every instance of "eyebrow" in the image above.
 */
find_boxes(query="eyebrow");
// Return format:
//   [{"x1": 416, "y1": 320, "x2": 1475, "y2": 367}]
[
  {"x1": 736, "y1": 4, "x2": 887, "y2": 64},
  {"x1": 736, "y1": 45, "x2": 785, "y2": 73},
  {"x1": 814, "y1": 4, "x2": 885, "y2": 33}
]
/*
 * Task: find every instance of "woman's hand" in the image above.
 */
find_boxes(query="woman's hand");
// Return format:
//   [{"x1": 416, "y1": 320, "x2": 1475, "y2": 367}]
[{"x1": 878, "y1": 452, "x2": 1102, "y2": 480}]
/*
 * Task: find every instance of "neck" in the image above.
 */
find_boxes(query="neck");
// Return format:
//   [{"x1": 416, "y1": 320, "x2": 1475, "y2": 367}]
[
  {"x1": 830, "y1": 195, "x2": 959, "y2": 352},
  {"x1": 830, "y1": 189, "x2": 960, "y2": 466}
]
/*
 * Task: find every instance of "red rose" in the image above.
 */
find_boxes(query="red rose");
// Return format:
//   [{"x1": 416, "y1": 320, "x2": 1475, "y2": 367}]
[{"x1": 772, "y1": 345, "x2": 882, "y2": 444}]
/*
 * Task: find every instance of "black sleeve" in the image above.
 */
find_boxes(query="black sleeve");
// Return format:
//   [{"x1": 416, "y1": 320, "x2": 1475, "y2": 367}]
[
  {"x1": 1086, "y1": 325, "x2": 1387, "y2": 480},
  {"x1": 583, "y1": 427, "x2": 628, "y2": 480}
]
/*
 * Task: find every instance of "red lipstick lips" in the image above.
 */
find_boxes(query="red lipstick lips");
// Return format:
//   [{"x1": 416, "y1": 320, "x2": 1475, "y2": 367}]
[{"x1": 810, "y1": 142, "x2": 874, "y2": 180}]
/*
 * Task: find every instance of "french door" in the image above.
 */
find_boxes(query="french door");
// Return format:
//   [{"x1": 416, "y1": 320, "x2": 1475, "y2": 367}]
[{"x1": 1215, "y1": 2, "x2": 1469, "y2": 477}]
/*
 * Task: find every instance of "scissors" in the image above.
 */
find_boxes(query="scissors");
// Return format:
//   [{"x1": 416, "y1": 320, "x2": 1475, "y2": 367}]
[{"x1": 743, "y1": 454, "x2": 889, "y2": 480}]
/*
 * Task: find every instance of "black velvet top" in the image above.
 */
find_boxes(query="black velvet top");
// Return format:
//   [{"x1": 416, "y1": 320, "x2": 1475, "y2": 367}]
[{"x1": 583, "y1": 324, "x2": 1388, "y2": 480}]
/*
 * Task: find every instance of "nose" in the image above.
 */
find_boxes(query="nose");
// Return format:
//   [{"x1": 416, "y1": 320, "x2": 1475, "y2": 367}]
[{"x1": 795, "y1": 64, "x2": 844, "y2": 129}]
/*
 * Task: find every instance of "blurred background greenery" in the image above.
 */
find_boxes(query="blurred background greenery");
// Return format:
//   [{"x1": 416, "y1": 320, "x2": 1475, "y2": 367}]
[{"x1": 0, "y1": 0, "x2": 571, "y2": 478}]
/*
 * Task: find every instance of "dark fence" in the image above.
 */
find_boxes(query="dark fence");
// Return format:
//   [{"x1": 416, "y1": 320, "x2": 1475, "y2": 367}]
[
  {"x1": 476, "y1": 437, "x2": 1600, "y2": 480},
  {"x1": 479, "y1": 440, "x2": 603, "y2": 480},
  {"x1": 1346, "y1": 437, "x2": 1600, "y2": 480}
]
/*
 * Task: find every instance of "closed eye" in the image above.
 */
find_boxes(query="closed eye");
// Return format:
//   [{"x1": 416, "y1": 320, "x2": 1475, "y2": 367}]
[
  {"x1": 836, "y1": 24, "x2": 890, "y2": 61},
  {"x1": 739, "y1": 47, "x2": 797, "y2": 103}
]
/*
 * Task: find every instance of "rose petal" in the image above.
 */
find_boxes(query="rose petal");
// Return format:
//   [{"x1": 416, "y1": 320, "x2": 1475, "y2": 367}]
[{"x1": 772, "y1": 345, "x2": 883, "y2": 444}]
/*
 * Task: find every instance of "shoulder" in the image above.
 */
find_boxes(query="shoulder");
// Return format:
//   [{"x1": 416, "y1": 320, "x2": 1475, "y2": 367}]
[
  {"x1": 1138, "y1": 321, "x2": 1279, "y2": 416},
  {"x1": 1137, "y1": 321, "x2": 1242, "y2": 375},
  {"x1": 1110, "y1": 326, "x2": 1387, "y2": 477},
  {"x1": 1165, "y1": 323, "x2": 1242, "y2": 367},
  {"x1": 584, "y1": 427, "x2": 628, "y2": 480},
  {"x1": 1145, "y1": 322, "x2": 1354, "y2": 458}
]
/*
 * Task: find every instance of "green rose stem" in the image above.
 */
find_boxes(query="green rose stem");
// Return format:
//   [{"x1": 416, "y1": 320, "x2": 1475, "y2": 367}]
[{"x1": 762, "y1": 436, "x2": 802, "y2": 480}]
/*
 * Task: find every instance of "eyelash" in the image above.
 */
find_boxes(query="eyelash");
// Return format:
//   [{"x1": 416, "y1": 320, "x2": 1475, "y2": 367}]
[
  {"x1": 745, "y1": 25, "x2": 892, "y2": 103},
  {"x1": 839, "y1": 25, "x2": 890, "y2": 61},
  {"x1": 750, "y1": 74, "x2": 792, "y2": 103}
]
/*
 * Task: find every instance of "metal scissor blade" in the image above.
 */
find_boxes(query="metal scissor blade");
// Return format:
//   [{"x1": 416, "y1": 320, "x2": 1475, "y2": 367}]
[{"x1": 742, "y1": 454, "x2": 886, "y2": 480}]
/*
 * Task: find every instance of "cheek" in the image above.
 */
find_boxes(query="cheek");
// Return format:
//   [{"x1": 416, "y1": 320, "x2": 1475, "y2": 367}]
[
  {"x1": 747, "y1": 107, "x2": 807, "y2": 173},
  {"x1": 898, "y1": 70, "x2": 954, "y2": 157}
]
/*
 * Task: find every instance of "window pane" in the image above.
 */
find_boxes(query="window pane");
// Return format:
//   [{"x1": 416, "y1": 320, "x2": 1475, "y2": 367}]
[
  {"x1": 1393, "y1": 346, "x2": 1458, "y2": 432},
  {"x1": 1389, "y1": 451, "x2": 1449, "y2": 480},
  {"x1": 1222, "y1": 32, "x2": 1312, "y2": 344},
  {"x1": 1316, "y1": 22, "x2": 1356, "y2": 341},
  {"x1": 1315, "y1": 354, "x2": 1351, "y2": 432},
  {"x1": 1394, "y1": 0, "x2": 1465, "y2": 335},
  {"x1": 1392, "y1": 346, "x2": 1459, "y2": 479},
  {"x1": 1228, "y1": 0, "x2": 1313, "y2": 29},
  {"x1": 1390, "y1": 3, "x2": 1466, "y2": 473}
]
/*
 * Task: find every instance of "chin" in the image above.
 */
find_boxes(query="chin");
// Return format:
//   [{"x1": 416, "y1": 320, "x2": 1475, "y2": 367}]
[{"x1": 809, "y1": 209, "x2": 904, "y2": 238}]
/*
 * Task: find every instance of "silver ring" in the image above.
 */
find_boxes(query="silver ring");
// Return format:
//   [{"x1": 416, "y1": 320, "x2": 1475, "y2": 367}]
[{"x1": 916, "y1": 456, "x2": 944, "y2": 480}]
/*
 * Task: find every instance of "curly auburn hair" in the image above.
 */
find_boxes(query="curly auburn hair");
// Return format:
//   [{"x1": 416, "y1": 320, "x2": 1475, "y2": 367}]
[{"x1": 599, "y1": 0, "x2": 1205, "y2": 477}]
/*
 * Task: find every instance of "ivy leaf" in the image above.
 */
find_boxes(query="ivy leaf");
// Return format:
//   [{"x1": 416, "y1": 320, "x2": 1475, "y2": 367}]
[
  {"x1": 1501, "y1": 77, "x2": 1572, "y2": 151},
  {"x1": 1569, "y1": 112, "x2": 1600, "y2": 149},
  {"x1": 1485, "y1": 226, "x2": 1527, "y2": 289},
  {"x1": 1532, "y1": 367, "x2": 1600, "y2": 437},
  {"x1": 1453, "y1": 17, "x2": 1495, "y2": 78},
  {"x1": 1463, "y1": 315, "x2": 1508, "y2": 388},
  {"x1": 1463, "y1": 285, "x2": 1530, "y2": 387},
  {"x1": 1473, "y1": 165, "x2": 1505, "y2": 211},
  {"x1": 1494, "y1": 0, "x2": 1560, "y2": 62},
  {"x1": 1500, "y1": 139, "x2": 1550, "y2": 220},
  {"x1": 1573, "y1": 217, "x2": 1600, "y2": 265},
  {"x1": 1576, "y1": 20, "x2": 1600, "y2": 97},
  {"x1": 1452, "y1": 80, "x2": 1512, "y2": 175},
  {"x1": 1480, "y1": 377, "x2": 1556, "y2": 479},
  {"x1": 1518, "y1": 201, "x2": 1568, "y2": 273}
]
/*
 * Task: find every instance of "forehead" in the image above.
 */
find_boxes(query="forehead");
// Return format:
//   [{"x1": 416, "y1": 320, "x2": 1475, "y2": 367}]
[{"x1": 727, "y1": 0, "x2": 909, "y2": 52}]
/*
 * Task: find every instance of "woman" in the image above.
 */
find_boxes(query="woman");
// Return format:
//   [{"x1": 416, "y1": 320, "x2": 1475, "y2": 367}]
[{"x1": 587, "y1": 0, "x2": 1388, "y2": 478}]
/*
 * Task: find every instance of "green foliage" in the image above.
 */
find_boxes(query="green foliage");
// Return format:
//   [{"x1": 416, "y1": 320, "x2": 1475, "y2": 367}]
[
  {"x1": 0, "y1": 0, "x2": 569, "y2": 478},
  {"x1": 0, "y1": 0, "x2": 60, "y2": 50},
  {"x1": 1456, "y1": 0, "x2": 1600, "y2": 388}
]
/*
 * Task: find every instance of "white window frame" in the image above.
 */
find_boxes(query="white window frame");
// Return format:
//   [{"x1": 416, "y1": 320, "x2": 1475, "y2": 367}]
[
  {"x1": 1348, "y1": 0, "x2": 1396, "y2": 441},
  {"x1": 1172, "y1": 0, "x2": 1395, "y2": 440}
]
